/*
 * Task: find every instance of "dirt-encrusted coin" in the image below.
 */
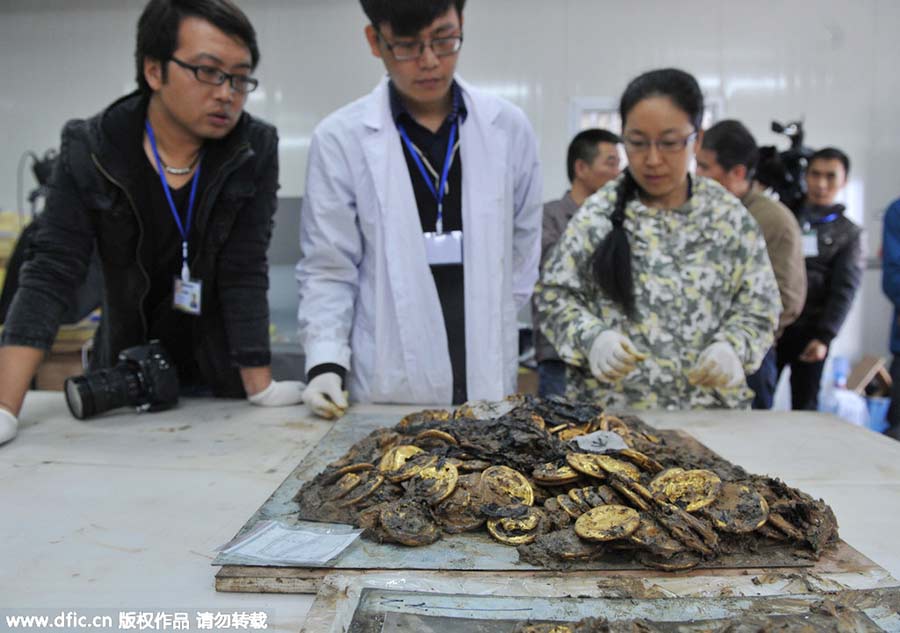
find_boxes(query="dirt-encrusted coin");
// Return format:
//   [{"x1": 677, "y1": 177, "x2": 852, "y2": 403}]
[
  {"x1": 379, "y1": 500, "x2": 441, "y2": 546},
  {"x1": 479, "y1": 465, "x2": 534, "y2": 506},
  {"x1": 379, "y1": 445, "x2": 424, "y2": 473},
  {"x1": 325, "y1": 472, "x2": 361, "y2": 501},
  {"x1": 650, "y1": 468, "x2": 721, "y2": 512},
  {"x1": 337, "y1": 471, "x2": 385, "y2": 507},
  {"x1": 574, "y1": 505, "x2": 640, "y2": 542},
  {"x1": 486, "y1": 506, "x2": 543, "y2": 545},
  {"x1": 532, "y1": 462, "x2": 580, "y2": 485},
  {"x1": 703, "y1": 481, "x2": 769, "y2": 533},
  {"x1": 407, "y1": 459, "x2": 459, "y2": 505}
]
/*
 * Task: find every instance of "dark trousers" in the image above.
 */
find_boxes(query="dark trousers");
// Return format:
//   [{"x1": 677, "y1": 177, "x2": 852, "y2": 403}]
[
  {"x1": 538, "y1": 360, "x2": 567, "y2": 398},
  {"x1": 747, "y1": 346, "x2": 777, "y2": 409},
  {"x1": 887, "y1": 355, "x2": 900, "y2": 439},
  {"x1": 776, "y1": 325, "x2": 827, "y2": 411}
]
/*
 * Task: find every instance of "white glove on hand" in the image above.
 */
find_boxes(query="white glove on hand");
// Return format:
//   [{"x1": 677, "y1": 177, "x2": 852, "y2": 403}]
[
  {"x1": 588, "y1": 331, "x2": 647, "y2": 383},
  {"x1": 302, "y1": 373, "x2": 349, "y2": 420},
  {"x1": 688, "y1": 341, "x2": 744, "y2": 389},
  {"x1": 0, "y1": 406, "x2": 18, "y2": 445},
  {"x1": 247, "y1": 380, "x2": 306, "y2": 407}
]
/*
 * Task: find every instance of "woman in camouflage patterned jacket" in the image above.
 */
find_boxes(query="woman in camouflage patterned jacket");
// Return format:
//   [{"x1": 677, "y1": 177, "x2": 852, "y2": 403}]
[{"x1": 536, "y1": 69, "x2": 779, "y2": 410}]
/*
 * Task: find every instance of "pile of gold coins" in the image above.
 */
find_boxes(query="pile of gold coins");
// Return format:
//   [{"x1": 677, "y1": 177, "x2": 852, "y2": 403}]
[{"x1": 295, "y1": 397, "x2": 837, "y2": 570}]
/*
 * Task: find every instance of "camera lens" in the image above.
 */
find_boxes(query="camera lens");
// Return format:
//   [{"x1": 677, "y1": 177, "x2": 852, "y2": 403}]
[{"x1": 64, "y1": 366, "x2": 142, "y2": 420}]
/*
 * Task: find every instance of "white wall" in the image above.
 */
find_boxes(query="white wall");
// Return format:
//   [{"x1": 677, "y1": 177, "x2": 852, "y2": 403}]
[{"x1": 1, "y1": 0, "x2": 898, "y2": 364}]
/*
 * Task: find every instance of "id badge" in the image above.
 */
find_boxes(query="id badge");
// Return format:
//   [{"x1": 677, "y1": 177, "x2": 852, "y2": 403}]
[
  {"x1": 423, "y1": 230, "x2": 463, "y2": 266},
  {"x1": 801, "y1": 230, "x2": 819, "y2": 258},
  {"x1": 173, "y1": 277, "x2": 202, "y2": 315}
]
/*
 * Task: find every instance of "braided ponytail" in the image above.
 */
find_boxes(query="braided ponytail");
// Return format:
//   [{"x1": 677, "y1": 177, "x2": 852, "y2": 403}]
[{"x1": 592, "y1": 169, "x2": 638, "y2": 317}]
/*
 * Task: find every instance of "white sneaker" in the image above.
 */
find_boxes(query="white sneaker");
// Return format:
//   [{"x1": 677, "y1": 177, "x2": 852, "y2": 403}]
[{"x1": 0, "y1": 407, "x2": 18, "y2": 445}]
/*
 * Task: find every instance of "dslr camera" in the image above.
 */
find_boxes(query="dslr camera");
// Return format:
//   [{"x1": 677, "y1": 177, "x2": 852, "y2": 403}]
[{"x1": 64, "y1": 341, "x2": 179, "y2": 420}]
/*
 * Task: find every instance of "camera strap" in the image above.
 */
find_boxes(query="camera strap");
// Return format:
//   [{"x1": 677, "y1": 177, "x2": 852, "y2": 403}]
[{"x1": 145, "y1": 120, "x2": 204, "y2": 315}]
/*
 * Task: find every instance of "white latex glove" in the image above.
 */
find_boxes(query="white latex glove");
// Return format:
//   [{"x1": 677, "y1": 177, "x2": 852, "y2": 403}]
[
  {"x1": 0, "y1": 406, "x2": 18, "y2": 445},
  {"x1": 588, "y1": 331, "x2": 647, "y2": 383},
  {"x1": 247, "y1": 380, "x2": 306, "y2": 407},
  {"x1": 302, "y1": 373, "x2": 349, "y2": 420},
  {"x1": 688, "y1": 341, "x2": 744, "y2": 389}
]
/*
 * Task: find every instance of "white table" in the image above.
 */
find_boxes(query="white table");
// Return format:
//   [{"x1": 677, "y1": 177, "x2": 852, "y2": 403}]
[{"x1": 2, "y1": 394, "x2": 899, "y2": 632}]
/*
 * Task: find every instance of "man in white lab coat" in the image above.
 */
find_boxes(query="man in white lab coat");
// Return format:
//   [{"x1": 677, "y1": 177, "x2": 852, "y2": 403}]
[{"x1": 296, "y1": 0, "x2": 542, "y2": 418}]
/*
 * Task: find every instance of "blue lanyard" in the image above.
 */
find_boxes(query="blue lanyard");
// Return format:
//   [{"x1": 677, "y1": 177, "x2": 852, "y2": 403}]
[
  {"x1": 397, "y1": 121, "x2": 457, "y2": 234},
  {"x1": 144, "y1": 120, "x2": 202, "y2": 280},
  {"x1": 809, "y1": 212, "x2": 839, "y2": 225}
]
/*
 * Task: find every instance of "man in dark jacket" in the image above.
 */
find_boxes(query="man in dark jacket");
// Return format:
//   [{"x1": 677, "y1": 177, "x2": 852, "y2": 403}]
[
  {"x1": 0, "y1": 0, "x2": 303, "y2": 446},
  {"x1": 534, "y1": 129, "x2": 620, "y2": 397},
  {"x1": 776, "y1": 147, "x2": 864, "y2": 410}
]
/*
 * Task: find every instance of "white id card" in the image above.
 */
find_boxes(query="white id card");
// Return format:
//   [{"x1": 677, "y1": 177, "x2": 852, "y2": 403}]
[
  {"x1": 424, "y1": 230, "x2": 463, "y2": 266},
  {"x1": 173, "y1": 277, "x2": 202, "y2": 315},
  {"x1": 802, "y1": 230, "x2": 819, "y2": 258}
]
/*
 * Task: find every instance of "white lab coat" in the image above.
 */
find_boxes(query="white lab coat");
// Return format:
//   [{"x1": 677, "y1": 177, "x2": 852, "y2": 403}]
[{"x1": 296, "y1": 76, "x2": 542, "y2": 404}]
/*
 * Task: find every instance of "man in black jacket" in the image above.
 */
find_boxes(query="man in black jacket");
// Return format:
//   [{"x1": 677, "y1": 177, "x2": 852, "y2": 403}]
[
  {"x1": 0, "y1": 0, "x2": 303, "y2": 445},
  {"x1": 776, "y1": 147, "x2": 864, "y2": 410}
]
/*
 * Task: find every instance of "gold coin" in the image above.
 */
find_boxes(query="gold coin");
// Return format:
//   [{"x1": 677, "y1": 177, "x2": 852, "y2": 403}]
[
  {"x1": 637, "y1": 550, "x2": 701, "y2": 571},
  {"x1": 598, "y1": 414, "x2": 631, "y2": 435},
  {"x1": 594, "y1": 455, "x2": 642, "y2": 480},
  {"x1": 628, "y1": 516, "x2": 685, "y2": 556},
  {"x1": 567, "y1": 488, "x2": 593, "y2": 513},
  {"x1": 379, "y1": 445, "x2": 424, "y2": 473},
  {"x1": 384, "y1": 453, "x2": 438, "y2": 483},
  {"x1": 414, "y1": 429, "x2": 459, "y2": 446},
  {"x1": 486, "y1": 507, "x2": 542, "y2": 545},
  {"x1": 609, "y1": 480, "x2": 650, "y2": 511},
  {"x1": 326, "y1": 462, "x2": 375, "y2": 483},
  {"x1": 325, "y1": 472, "x2": 361, "y2": 501},
  {"x1": 336, "y1": 472, "x2": 385, "y2": 507},
  {"x1": 704, "y1": 482, "x2": 769, "y2": 533},
  {"x1": 557, "y1": 425, "x2": 590, "y2": 441},
  {"x1": 409, "y1": 460, "x2": 459, "y2": 505},
  {"x1": 530, "y1": 414, "x2": 546, "y2": 431},
  {"x1": 396, "y1": 409, "x2": 451, "y2": 432},
  {"x1": 617, "y1": 448, "x2": 664, "y2": 474},
  {"x1": 532, "y1": 462, "x2": 580, "y2": 484},
  {"x1": 574, "y1": 504, "x2": 641, "y2": 541},
  {"x1": 650, "y1": 468, "x2": 721, "y2": 512},
  {"x1": 565, "y1": 453, "x2": 607, "y2": 480},
  {"x1": 556, "y1": 494, "x2": 585, "y2": 519},
  {"x1": 479, "y1": 465, "x2": 534, "y2": 506}
]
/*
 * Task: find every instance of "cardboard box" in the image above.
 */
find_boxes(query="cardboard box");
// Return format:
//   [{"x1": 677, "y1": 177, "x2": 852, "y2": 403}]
[{"x1": 847, "y1": 355, "x2": 892, "y2": 396}]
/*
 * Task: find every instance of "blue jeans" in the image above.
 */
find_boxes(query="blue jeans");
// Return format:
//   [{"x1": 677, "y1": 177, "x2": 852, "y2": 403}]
[
  {"x1": 538, "y1": 360, "x2": 567, "y2": 398},
  {"x1": 747, "y1": 346, "x2": 777, "y2": 409}
]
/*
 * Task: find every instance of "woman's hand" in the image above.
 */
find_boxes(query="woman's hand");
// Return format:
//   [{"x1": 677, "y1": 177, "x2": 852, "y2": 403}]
[
  {"x1": 688, "y1": 342, "x2": 744, "y2": 389},
  {"x1": 588, "y1": 331, "x2": 647, "y2": 383}
]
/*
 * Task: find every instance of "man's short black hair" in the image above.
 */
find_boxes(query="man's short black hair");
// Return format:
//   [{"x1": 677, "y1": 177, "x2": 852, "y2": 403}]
[
  {"x1": 810, "y1": 147, "x2": 851, "y2": 177},
  {"x1": 701, "y1": 119, "x2": 759, "y2": 181},
  {"x1": 135, "y1": 0, "x2": 260, "y2": 96},
  {"x1": 359, "y1": 0, "x2": 466, "y2": 37},
  {"x1": 566, "y1": 129, "x2": 620, "y2": 183}
]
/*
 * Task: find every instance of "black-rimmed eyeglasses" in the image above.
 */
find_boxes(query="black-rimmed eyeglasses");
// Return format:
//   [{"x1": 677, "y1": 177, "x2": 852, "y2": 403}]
[
  {"x1": 377, "y1": 30, "x2": 463, "y2": 61},
  {"x1": 170, "y1": 57, "x2": 259, "y2": 94}
]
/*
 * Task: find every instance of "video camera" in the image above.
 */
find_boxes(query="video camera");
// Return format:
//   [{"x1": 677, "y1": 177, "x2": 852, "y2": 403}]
[{"x1": 755, "y1": 120, "x2": 814, "y2": 213}]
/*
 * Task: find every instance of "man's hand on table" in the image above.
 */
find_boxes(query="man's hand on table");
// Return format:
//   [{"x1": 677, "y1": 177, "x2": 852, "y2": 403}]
[{"x1": 302, "y1": 373, "x2": 349, "y2": 419}]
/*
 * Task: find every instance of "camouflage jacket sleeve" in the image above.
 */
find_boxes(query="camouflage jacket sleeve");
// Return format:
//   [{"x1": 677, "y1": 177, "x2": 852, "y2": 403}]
[{"x1": 535, "y1": 185, "x2": 619, "y2": 368}]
